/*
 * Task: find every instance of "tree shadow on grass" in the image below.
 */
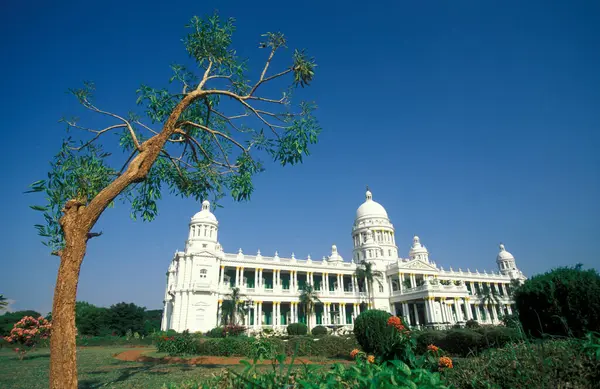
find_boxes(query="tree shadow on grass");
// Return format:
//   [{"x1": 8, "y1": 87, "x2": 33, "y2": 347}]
[{"x1": 79, "y1": 362, "x2": 227, "y2": 388}]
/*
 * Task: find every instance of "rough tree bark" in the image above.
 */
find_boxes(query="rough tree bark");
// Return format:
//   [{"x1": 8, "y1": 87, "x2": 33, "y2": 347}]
[{"x1": 49, "y1": 92, "x2": 200, "y2": 389}]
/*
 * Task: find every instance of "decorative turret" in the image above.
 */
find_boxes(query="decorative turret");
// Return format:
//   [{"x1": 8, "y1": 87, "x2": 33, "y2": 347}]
[
  {"x1": 409, "y1": 236, "x2": 429, "y2": 263},
  {"x1": 496, "y1": 243, "x2": 526, "y2": 282},
  {"x1": 186, "y1": 200, "x2": 220, "y2": 253},
  {"x1": 352, "y1": 188, "x2": 398, "y2": 263},
  {"x1": 328, "y1": 244, "x2": 343, "y2": 262}
]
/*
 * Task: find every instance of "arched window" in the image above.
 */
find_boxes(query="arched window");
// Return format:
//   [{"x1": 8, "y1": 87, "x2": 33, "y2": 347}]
[
  {"x1": 199, "y1": 269, "x2": 208, "y2": 278},
  {"x1": 379, "y1": 284, "x2": 384, "y2": 293}
]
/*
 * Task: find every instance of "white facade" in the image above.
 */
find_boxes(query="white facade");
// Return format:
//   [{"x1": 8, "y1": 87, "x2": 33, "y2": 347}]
[{"x1": 161, "y1": 189, "x2": 526, "y2": 333}]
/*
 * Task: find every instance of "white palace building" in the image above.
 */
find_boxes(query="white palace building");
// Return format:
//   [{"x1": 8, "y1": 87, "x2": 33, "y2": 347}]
[{"x1": 161, "y1": 189, "x2": 526, "y2": 333}]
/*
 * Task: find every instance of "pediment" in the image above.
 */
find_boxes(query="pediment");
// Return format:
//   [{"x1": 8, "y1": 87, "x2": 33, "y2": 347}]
[
  {"x1": 399, "y1": 259, "x2": 439, "y2": 272},
  {"x1": 186, "y1": 249, "x2": 216, "y2": 257}
]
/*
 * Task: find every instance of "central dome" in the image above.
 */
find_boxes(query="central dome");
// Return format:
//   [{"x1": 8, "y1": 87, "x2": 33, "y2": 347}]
[
  {"x1": 191, "y1": 200, "x2": 217, "y2": 223},
  {"x1": 356, "y1": 189, "x2": 389, "y2": 220}
]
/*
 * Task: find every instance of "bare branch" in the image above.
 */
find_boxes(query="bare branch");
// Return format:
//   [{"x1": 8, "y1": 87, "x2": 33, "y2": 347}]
[
  {"x1": 67, "y1": 123, "x2": 127, "y2": 150},
  {"x1": 81, "y1": 98, "x2": 142, "y2": 151},
  {"x1": 197, "y1": 60, "x2": 213, "y2": 90},
  {"x1": 179, "y1": 121, "x2": 248, "y2": 153},
  {"x1": 86, "y1": 231, "x2": 103, "y2": 240}
]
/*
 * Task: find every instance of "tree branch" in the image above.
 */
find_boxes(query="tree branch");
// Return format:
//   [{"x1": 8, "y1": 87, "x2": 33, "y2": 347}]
[{"x1": 197, "y1": 61, "x2": 213, "y2": 90}]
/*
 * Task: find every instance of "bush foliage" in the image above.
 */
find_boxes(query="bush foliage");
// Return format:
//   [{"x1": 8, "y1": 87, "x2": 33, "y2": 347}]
[
  {"x1": 287, "y1": 322, "x2": 308, "y2": 336},
  {"x1": 514, "y1": 265, "x2": 600, "y2": 337},
  {"x1": 415, "y1": 327, "x2": 521, "y2": 357},
  {"x1": 443, "y1": 338, "x2": 600, "y2": 389},
  {"x1": 311, "y1": 325, "x2": 328, "y2": 337},
  {"x1": 353, "y1": 309, "x2": 393, "y2": 355}
]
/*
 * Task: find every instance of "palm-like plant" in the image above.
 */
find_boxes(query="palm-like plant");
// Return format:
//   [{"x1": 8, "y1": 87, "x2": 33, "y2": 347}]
[
  {"x1": 299, "y1": 283, "x2": 320, "y2": 330},
  {"x1": 354, "y1": 260, "x2": 383, "y2": 307},
  {"x1": 220, "y1": 287, "x2": 249, "y2": 326},
  {"x1": 0, "y1": 294, "x2": 8, "y2": 311},
  {"x1": 476, "y1": 283, "x2": 501, "y2": 320}
]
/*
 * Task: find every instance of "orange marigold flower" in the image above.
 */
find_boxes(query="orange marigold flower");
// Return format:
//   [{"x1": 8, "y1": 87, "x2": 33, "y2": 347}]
[
  {"x1": 367, "y1": 355, "x2": 375, "y2": 364},
  {"x1": 387, "y1": 316, "x2": 402, "y2": 327},
  {"x1": 350, "y1": 349, "x2": 360, "y2": 359},
  {"x1": 438, "y1": 356, "x2": 453, "y2": 369},
  {"x1": 427, "y1": 344, "x2": 439, "y2": 352}
]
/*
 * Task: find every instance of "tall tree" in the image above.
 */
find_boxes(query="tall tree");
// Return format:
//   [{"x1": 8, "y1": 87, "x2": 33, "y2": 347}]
[
  {"x1": 299, "y1": 283, "x2": 320, "y2": 330},
  {"x1": 354, "y1": 260, "x2": 383, "y2": 307},
  {"x1": 28, "y1": 14, "x2": 319, "y2": 389}
]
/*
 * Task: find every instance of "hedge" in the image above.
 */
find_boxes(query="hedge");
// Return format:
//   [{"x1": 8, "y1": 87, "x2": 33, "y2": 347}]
[
  {"x1": 414, "y1": 326, "x2": 522, "y2": 357},
  {"x1": 443, "y1": 339, "x2": 600, "y2": 388},
  {"x1": 195, "y1": 335, "x2": 359, "y2": 358}
]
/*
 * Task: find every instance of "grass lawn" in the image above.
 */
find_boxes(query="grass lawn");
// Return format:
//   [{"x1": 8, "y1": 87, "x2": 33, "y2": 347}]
[
  {"x1": 0, "y1": 346, "x2": 343, "y2": 388},
  {"x1": 0, "y1": 346, "x2": 236, "y2": 389}
]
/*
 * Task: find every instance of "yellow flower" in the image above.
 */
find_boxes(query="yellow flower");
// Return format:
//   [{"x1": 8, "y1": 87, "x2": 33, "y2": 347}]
[{"x1": 367, "y1": 355, "x2": 375, "y2": 364}]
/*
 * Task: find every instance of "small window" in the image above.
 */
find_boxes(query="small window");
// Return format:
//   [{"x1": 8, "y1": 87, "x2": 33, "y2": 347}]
[
  {"x1": 379, "y1": 285, "x2": 384, "y2": 293},
  {"x1": 200, "y1": 269, "x2": 208, "y2": 278}
]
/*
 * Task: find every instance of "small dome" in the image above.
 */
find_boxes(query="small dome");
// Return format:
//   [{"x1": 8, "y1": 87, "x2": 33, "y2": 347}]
[
  {"x1": 409, "y1": 235, "x2": 428, "y2": 255},
  {"x1": 329, "y1": 244, "x2": 343, "y2": 262},
  {"x1": 497, "y1": 243, "x2": 514, "y2": 261},
  {"x1": 356, "y1": 189, "x2": 389, "y2": 220},
  {"x1": 191, "y1": 200, "x2": 217, "y2": 223}
]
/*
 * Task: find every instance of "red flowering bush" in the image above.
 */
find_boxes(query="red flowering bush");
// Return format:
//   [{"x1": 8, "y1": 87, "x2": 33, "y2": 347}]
[
  {"x1": 354, "y1": 310, "x2": 414, "y2": 363},
  {"x1": 438, "y1": 356, "x2": 453, "y2": 370},
  {"x1": 3, "y1": 316, "x2": 51, "y2": 360}
]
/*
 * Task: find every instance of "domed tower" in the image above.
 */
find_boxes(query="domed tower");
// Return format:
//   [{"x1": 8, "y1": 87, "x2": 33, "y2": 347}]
[
  {"x1": 186, "y1": 200, "x2": 219, "y2": 253},
  {"x1": 496, "y1": 243, "x2": 526, "y2": 281},
  {"x1": 409, "y1": 236, "x2": 429, "y2": 262},
  {"x1": 352, "y1": 188, "x2": 398, "y2": 263}
]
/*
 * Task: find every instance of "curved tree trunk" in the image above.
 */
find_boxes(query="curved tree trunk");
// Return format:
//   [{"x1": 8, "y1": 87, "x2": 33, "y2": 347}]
[{"x1": 49, "y1": 224, "x2": 87, "y2": 389}]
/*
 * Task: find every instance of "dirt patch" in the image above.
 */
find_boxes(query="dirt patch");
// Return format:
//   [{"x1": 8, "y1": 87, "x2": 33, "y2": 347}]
[{"x1": 114, "y1": 349, "x2": 348, "y2": 365}]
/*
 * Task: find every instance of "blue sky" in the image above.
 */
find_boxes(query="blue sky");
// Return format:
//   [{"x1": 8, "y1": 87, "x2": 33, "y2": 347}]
[{"x1": 1, "y1": 0, "x2": 598, "y2": 314}]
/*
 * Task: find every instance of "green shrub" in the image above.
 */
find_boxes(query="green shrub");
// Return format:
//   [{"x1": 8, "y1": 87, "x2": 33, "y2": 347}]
[
  {"x1": 475, "y1": 326, "x2": 521, "y2": 349},
  {"x1": 414, "y1": 330, "x2": 447, "y2": 354},
  {"x1": 443, "y1": 338, "x2": 600, "y2": 389},
  {"x1": 514, "y1": 264, "x2": 600, "y2": 338},
  {"x1": 287, "y1": 322, "x2": 308, "y2": 336},
  {"x1": 206, "y1": 326, "x2": 224, "y2": 338},
  {"x1": 76, "y1": 335, "x2": 153, "y2": 347},
  {"x1": 501, "y1": 313, "x2": 521, "y2": 329},
  {"x1": 353, "y1": 309, "x2": 392, "y2": 354},
  {"x1": 155, "y1": 331, "x2": 199, "y2": 355},
  {"x1": 198, "y1": 337, "x2": 256, "y2": 357},
  {"x1": 438, "y1": 329, "x2": 483, "y2": 357},
  {"x1": 223, "y1": 324, "x2": 246, "y2": 337},
  {"x1": 311, "y1": 325, "x2": 328, "y2": 337},
  {"x1": 465, "y1": 319, "x2": 480, "y2": 329},
  {"x1": 353, "y1": 309, "x2": 412, "y2": 361}
]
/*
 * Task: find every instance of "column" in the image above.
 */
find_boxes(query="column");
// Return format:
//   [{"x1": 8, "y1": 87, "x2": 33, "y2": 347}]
[
  {"x1": 402, "y1": 302, "x2": 410, "y2": 325},
  {"x1": 464, "y1": 299, "x2": 472, "y2": 320},
  {"x1": 351, "y1": 275, "x2": 357, "y2": 293},
  {"x1": 240, "y1": 267, "x2": 245, "y2": 288},
  {"x1": 353, "y1": 303, "x2": 358, "y2": 322},
  {"x1": 219, "y1": 266, "x2": 225, "y2": 287},
  {"x1": 424, "y1": 298, "x2": 432, "y2": 324},
  {"x1": 507, "y1": 304, "x2": 513, "y2": 315},
  {"x1": 324, "y1": 303, "x2": 330, "y2": 325},
  {"x1": 502, "y1": 283, "x2": 508, "y2": 296},
  {"x1": 257, "y1": 302, "x2": 263, "y2": 326},
  {"x1": 491, "y1": 304, "x2": 499, "y2": 323},
  {"x1": 309, "y1": 272, "x2": 314, "y2": 287},
  {"x1": 293, "y1": 271, "x2": 298, "y2": 292},
  {"x1": 390, "y1": 302, "x2": 397, "y2": 315},
  {"x1": 338, "y1": 274, "x2": 343, "y2": 293},
  {"x1": 438, "y1": 299, "x2": 446, "y2": 323},
  {"x1": 235, "y1": 267, "x2": 240, "y2": 287},
  {"x1": 275, "y1": 302, "x2": 280, "y2": 326},
  {"x1": 474, "y1": 303, "x2": 481, "y2": 322},
  {"x1": 323, "y1": 273, "x2": 329, "y2": 292},
  {"x1": 341, "y1": 303, "x2": 347, "y2": 324},
  {"x1": 398, "y1": 272, "x2": 404, "y2": 293},
  {"x1": 410, "y1": 274, "x2": 416, "y2": 288},
  {"x1": 455, "y1": 298, "x2": 464, "y2": 321},
  {"x1": 254, "y1": 269, "x2": 258, "y2": 289},
  {"x1": 217, "y1": 300, "x2": 223, "y2": 326},
  {"x1": 253, "y1": 301, "x2": 258, "y2": 327},
  {"x1": 413, "y1": 303, "x2": 420, "y2": 326}
]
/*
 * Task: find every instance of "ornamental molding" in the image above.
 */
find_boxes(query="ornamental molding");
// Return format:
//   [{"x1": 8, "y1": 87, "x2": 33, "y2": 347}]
[{"x1": 398, "y1": 260, "x2": 439, "y2": 272}]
